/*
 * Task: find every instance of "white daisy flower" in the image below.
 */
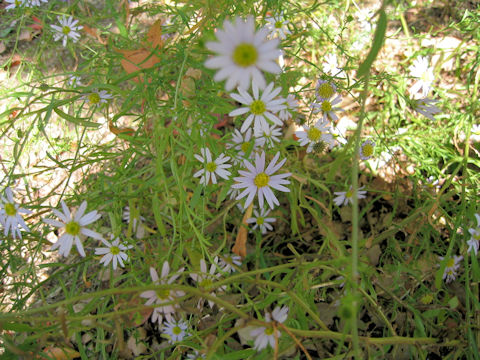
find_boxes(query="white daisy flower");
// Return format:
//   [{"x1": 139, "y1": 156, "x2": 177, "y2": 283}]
[
  {"x1": 425, "y1": 176, "x2": 440, "y2": 190},
  {"x1": 95, "y1": 235, "x2": 133, "y2": 270},
  {"x1": 229, "y1": 81, "x2": 286, "y2": 133},
  {"x1": 162, "y1": 319, "x2": 189, "y2": 344},
  {"x1": 414, "y1": 98, "x2": 441, "y2": 120},
  {"x1": 27, "y1": 0, "x2": 48, "y2": 5},
  {"x1": 356, "y1": 8, "x2": 374, "y2": 33},
  {"x1": 250, "y1": 305, "x2": 289, "y2": 351},
  {"x1": 232, "y1": 151, "x2": 291, "y2": 210},
  {"x1": 467, "y1": 213, "x2": 480, "y2": 255},
  {"x1": 316, "y1": 79, "x2": 337, "y2": 101},
  {"x1": 66, "y1": 75, "x2": 83, "y2": 87},
  {"x1": 278, "y1": 94, "x2": 298, "y2": 121},
  {"x1": 43, "y1": 201, "x2": 103, "y2": 257},
  {"x1": 295, "y1": 119, "x2": 333, "y2": 153},
  {"x1": 190, "y1": 258, "x2": 225, "y2": 309},
  {"x1": 439, "y1": 255, "x2": 463, "y2": 283},
  {"x1": 5, "y1": 0, "x2": 28, "y2": 10},
  {"x1": 254, "y1": 123, "x2": 282, "y2": 148},
  {"x1": 227, "y1": 128, "x2": 257, "y2": 164},
  {"x1": 246, "y1": 208, "x2": 276, "y2": 234},
  {"x1": 204, "y1": 16, "x2": 282, "y2": 91},
  {"x1": 50, "y1": 15, "x2": 83, "y2": 48},
  {"x1": 359, "y1": 139, "x2": 375, "y2": 160},
  {"x1": 186, "y1": 350, "x2": 206, "y2": 359},
  {"x1": 330, "y1": 124, "x2": 348, "y2": 146},
  {"x1": 312, "y1": 95, "x2": 343, "y2": 122},
  {"x1": 140, "y1": 262, "x2": 185, "y2": 326},
  {"x1": 322, "y1": 53, "x2": 346, "y2": 78},
  {"x1": 82, "y1": 89, "x2": 113, "y2": 106},
  {"x1": 0, "y1": 187, "x2": 31, "y2": 239},
  {"x1": 333, "y1": 186, "x2": 367, "y2": 207},
  {"x1": 218, "y1": 253, "x2": 242, "y2": 273},
  {"x1": 409, "y1": 56, "x2": 434, "y2": 97},
  {"x1": 265, "y1": 13, "x2": 291, "y2": 40},
  {"x1": 471, "y1": 124, "x2": 480, "y2": 142},
  {"x1": 194, "y1": 147, "x2": 232, "y2": 185}
]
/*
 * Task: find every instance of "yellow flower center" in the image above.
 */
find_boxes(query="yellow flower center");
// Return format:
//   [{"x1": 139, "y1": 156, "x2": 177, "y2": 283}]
[
  {"x1": 5, "y1": 203, "x2": 16, "y2": 216},
  {"x1": 307, "y1": 127, "x2": 322, "y2": 141},
  {"x1": 446, "y1": 258, "x2": 455, "y2": 268},
  {"x1": 250, "y1": 100, "x2": 266, "y2": 115},
  {"x1": 313, "y1": 141, "x2": 328, "y2": 153},
  {"x1": 88, "y1": 93, "x2": 101, "y2": 104},
  {"x1": 199, "y1": 278, "x2": 213, "y2": 289},
  {"x1": 345, "y1": 190, "x2": 353, "y2": 198},
  {"x1": 110, "y1": 246, "x2": 120, "y2": 255},
  {"x1": 254, "y1": 172, "x2": 270, "y2": 188},
  {"x1": 232, "y1": 43, "x2": 258, "y2": 67},
  {"x1": 275, "y1": 21, "x2": 283, "y2": 29},
  {"x1": 65, "y1": 221, "x2": 81, "y2": 236},
  {"x1": 317, "y1": 82, "x2": 334, "y2": 99},
  {"x1": 257, "y1": 216, "x2": 264, "y2": 225},
  {"x1": 474, "y1": 231, "x2": 480, "y2": 241},
  {"x1": 206, "y1": 161, "x2": 217, "y2": 172},
  {"x1": 264, "y1": 327, "x2": 274, "y2": 335},
  {"x1": 172, "y1": 326, "x2": 182, "y2": 335},
  {"x1": 155, "y1": 288, "x2": 171, "y2": 300},
  {"x1": 62, "y1": 26, "x2": 71, "y2": 35},
  {"x1": 321, "y1": 100, "x2": 332, "y2": 112},
  {"x1": 15, "y1": 0, "x2": 21, "y2": 6},
  {"x1": 241, "y1": 142, "x2": 251, "y2": 153},
  {"x1": 361, "y1": 143, "x2": 374, "y2": 157}
]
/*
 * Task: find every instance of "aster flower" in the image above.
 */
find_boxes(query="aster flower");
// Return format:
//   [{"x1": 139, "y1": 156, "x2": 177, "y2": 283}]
[
  {"x1": 467, "y1": 213, "x2": 480, "y2": 255},
  {"x1": 190, "y1": 258, "x2": 225, "y2": 309},
  {"x1": 265, "y1": 13, "x2": 291, "y2": 40},
  {"x1": 414, "y1": 98, "x2": 441, "y2": 120},
  {"x1": 95, "y1": 235, "x2": 133, "y2": 270},
  {"x1": 439, "y1": 255, "x2": 463, "y2": 283},
  {"x1": 50, "y1": 15, "x2": 83, "y2": 48},
  {"x1": 425, "y1": 176, "x2": 440, "y2": 190},
  {"x1": 194, "y1": 147, "x2": 232, "y2": 185},
  {"x1": 250, "y1": 306, "x2": 289, "y2": 351},
  {"x1": 232, "y1": 151, "x2": 291, "y2": 209},
  {"x1": 5, "y1": 0, "x2": 28, "y2": 10},
  {"x1": 356, "y1": 8, "x2": 374, "y2": 33},
  {"x1": 43, "y1": 201, "x2": 103, "y2": 257},
  {"x1": 66, "y1": 75, "x2": 83, "y2": 87},
  {"x1": 333, "y1": 186, "x2": 367, "y2": 207},
  {"x1": 409, "y1": 56, "x2": 435, "y2": 97},
  {"x1": 246, "y1": 208, "x2": 276, "y2": 234},
  {"x1": 218, "y1": 253, "x2": 242, "y2": 273},
  {"x1": 227, "y1": 128, "x2": 257, "y2": 164},
  {"x1": 140, "y1": 262, "x2": 185, "y2": 326},
  {"x1": 229, "y1": 81, "x2": 286, "y2": 133},
  {"x1": 0, "y1": 187, "x2": 31, "y2": 239},
  {"x1": 359, "y1": 140, "x2": 375, "y2": 160},
  {"x1": 186, "y1": 350, "x2": 206, "y2": 359},
  {"x1": 204, "y1": 16, "x2": 281, "y2": 91},
  {"x1": 312, "y1": 95, "x2": 343, "y2": 122},
  {"x1": 295, "y1": 119, "x2": 333, "y2": 153},
  {"x1": 82, "y1": 89, "x2": 113, "y2": 106},
  {"x1": 27, "y1": 0, "x2": 48, "y2": 5},
  {"x1": 278, "y1": 94, "x2": 298, "y2": 121},
  {"x1": 471, "y1": 124, "x2": 480, "y2": 142},
  {"x1": 162, "y1": 319, "x2": 189, "y2": 344},
  {"x1": 254, "y1": 123, "x2": 282, "y2": 148},
  {"x1": 322, "y1": 53, "x2": 346, "y2": 78},
  {"x1": 316, "y1": 79, "x2": 337, "y2": 101}
]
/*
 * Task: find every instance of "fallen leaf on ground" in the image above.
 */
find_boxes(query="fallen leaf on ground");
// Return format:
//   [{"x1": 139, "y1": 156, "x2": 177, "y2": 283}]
[
  {"x1": 38, "y1": 347, "x2": 80, "y2": 360},
  {"x1": 233, "y1": 203, "x2": 253, "y2": 257}
]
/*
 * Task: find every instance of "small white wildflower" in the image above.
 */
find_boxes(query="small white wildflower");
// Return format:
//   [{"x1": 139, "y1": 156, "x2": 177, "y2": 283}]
[
  {"x1": 265, "y1": 13, "x2": 291, "y2": 40},
  {"x1": 66, "y1": 75, "x2": 83, "y2": 87},
  {"x1": 414, "y1": 98, "x2": 441, "y2": 120},
  {"x1": 43, "y1": 201, "x2": 103, "y2": 257},
  {"x1": 295, "y1": 119, "x2": 333, "y2": 153},
  {"x1": 229, "y1": 81, "x2": 286, "y2": 133},
  {"x1": 467, "y1": 214, "x2": 480, "y2": 255},
  {"x1": 278, "y1": 94, "x2": 298, "y2": 121},
  {"x1": 250, "y1": 306, "x2": 289, "y2": 351},
  {"x1": 425, "y1": 176, "x2": 440, "y2": 190},
  {"x1": 0, "y1": 187, "x2": 31, "y2": 239},
  {"x1": 227, "y1": 128, "x2": 257, "y2": 164},
  {"x1": 50, "y1": 15, "x2": 83, "y2": 47},
  {"x1": 218, "y1": 253, "x2": 242, "y2": 273},
  {"x1": 82, "y1": 89, "x2": 113, "y2": 106},
  {"x1": 246, "y1": 208, "x2": 276, "y2": 234},
  {"x1": 204, "y1": 16, "x2": 281, "y2": 91},
  {"x1": 359, "y1": 140, "x2": 375, "y2": 160},
  {"x1": 95, "y1": 235, "x2": 132, "y2": 270},
  {"x1": 439, "y1": 255, "x2": 463, "y2": 283},
  {"x1": 470, "y1": 124, "x2": 480, "y2": 142},
  {"x1": 333, "y1": 186, "x2": 367, "y2": 207},
  {"x1": 162, "y1": 319, "x2": 189, "y2": 344},
  {"x1": 194, "y1": 147, "x2": 232, "y2": 185},
  {"x1": 409, "y1": 56, "x2": 434, "y2": 97},
  {"x1": 190, "y1": 258, "x2": 225, "y2": 309},
  {"x1": 27, "y1": 0, "x2": 48, "y2": 5},
  {"x1": 232, "y1": 151, "x2": 291, "y2": 210},
  {"x1": 186, "y1": 350, "x2": 206, "y2": 360},
  {"x1": 140, "y1": 262, "x2": 185, "y2": 326},
  {"x1": 312, "y1": 95, "x2": 343, "y2": 122},
  {"x1": 356, "y1": 8, "x2": 374, "y2": 33},
  {"x1": 316, "y1": 79, "x2": 337, "y2": 101},
  {"x1": 5, "y1": 0, "x2": 28, "y2": 10},
  {"x1": 254, "y1": 123, "x2": 282, "y2": 148},
  {"x1": 322, "y1": 53, "x2": 346, "y2": 78}
]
